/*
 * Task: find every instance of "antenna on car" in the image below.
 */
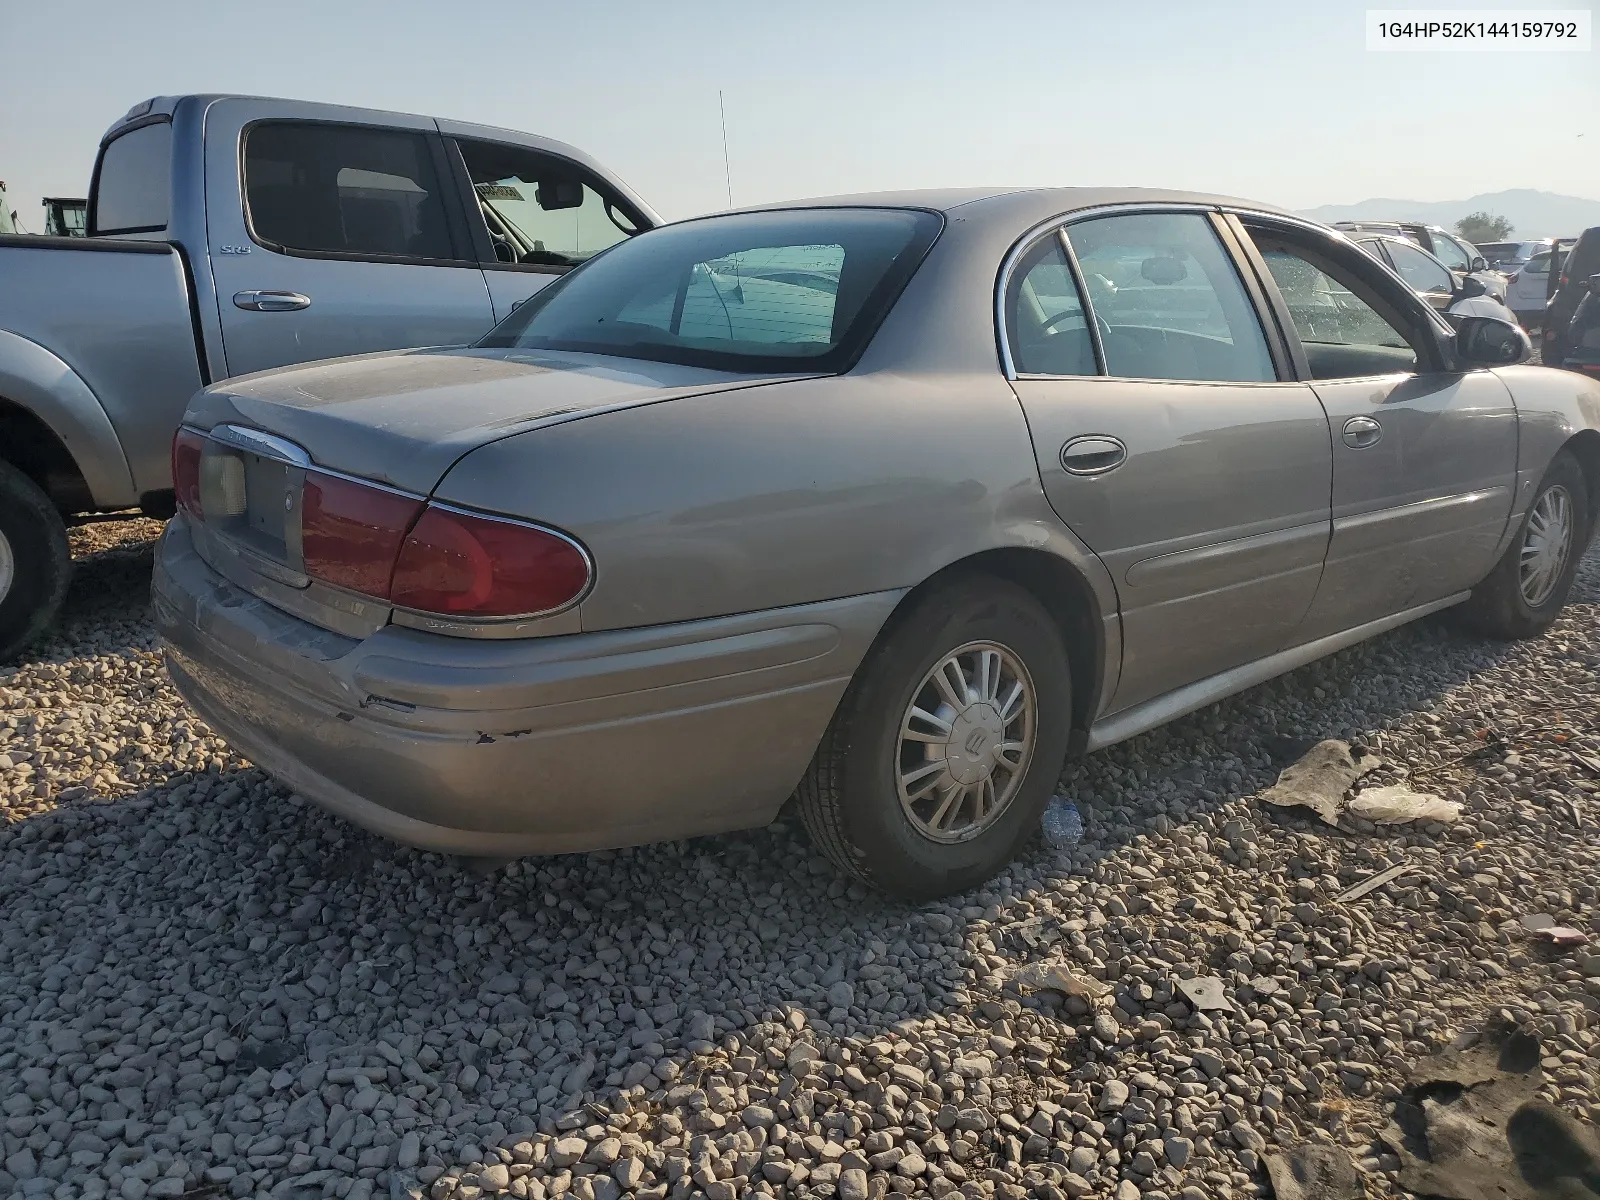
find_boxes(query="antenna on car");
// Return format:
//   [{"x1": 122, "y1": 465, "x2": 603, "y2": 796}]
[
  {"x1": 718, "y1": 90, "x2": 744, "y2": 303},
  {"x1": 719, "y1": 91, "x2": 734, "y2": 210}
]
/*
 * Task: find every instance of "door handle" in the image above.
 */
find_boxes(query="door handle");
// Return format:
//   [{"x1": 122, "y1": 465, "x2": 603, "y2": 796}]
[
  {"x1": 1342, "y1": 416, "x2": 1383, "y2": 449},
  {"x1": 1059, "y1": 435, "x2": 1127, "y2": 476},
  {"x1": 233, "y1": 290, "x2": 311, "y2": 312}
]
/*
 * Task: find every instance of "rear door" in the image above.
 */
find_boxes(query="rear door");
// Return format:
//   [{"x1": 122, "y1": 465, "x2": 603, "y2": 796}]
[
  {"x1": 203, "y1": 99, "x2": 495, "y2": 378},
  {"x1": 1006, "y1": 208, "x2": 1333, "y2": 712},
  {"x1": 1237, "y1": 216, "x2": 1518, "y2": 638}
]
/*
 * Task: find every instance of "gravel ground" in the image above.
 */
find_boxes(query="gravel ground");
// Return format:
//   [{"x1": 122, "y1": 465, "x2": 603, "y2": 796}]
[{"x1": 2, "y1": 516, "x2": 1598, "y2": 1200}]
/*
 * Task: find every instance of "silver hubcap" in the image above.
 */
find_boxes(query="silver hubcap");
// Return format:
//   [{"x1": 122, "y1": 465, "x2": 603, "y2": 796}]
[
  {"x1": 1520, "y1": 484, "x2": 1573, "y2": 607},
  {"x1": 0, "y1": 527, "x2": 13, "y2": 606},
  {"x1": 896, "y1": 641, "x2": 1037, "y2": 843}
]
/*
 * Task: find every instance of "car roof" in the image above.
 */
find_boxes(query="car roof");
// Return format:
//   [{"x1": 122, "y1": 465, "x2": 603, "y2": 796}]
[
  {"x1": 1357, "y1": 232, "x2": 1425, "y2": 248},
  {"x1": 720, "y1": 186, "x2": 1298, "y2": 226},
  {"x1": 102, "y1": 93, "x2": 596, "y2": 156}
]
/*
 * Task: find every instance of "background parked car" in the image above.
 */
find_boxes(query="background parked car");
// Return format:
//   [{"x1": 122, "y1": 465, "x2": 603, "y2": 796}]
[
  {"x1": 0, "y1": 93, "x2": 659, "y2": 662},
  {"x1": 1544, "y1": 227, "x2": 1600, "y2": 369},
  {"x1": 1505, "y1": 250, "x2": 1556, "y2": 326},
  {"x1": 1478, "y1": 239, "x2": 1555, "y2": 272},
  {"x1": 1334, "y1": 219, "x2": 1493, "y2": 272},
  {"x1": 155, "y1": 188, "x2": 1593, "y2": 899},
  {"x1": 1352, "y1": 233, "x2": 1514, "y2": 320}
]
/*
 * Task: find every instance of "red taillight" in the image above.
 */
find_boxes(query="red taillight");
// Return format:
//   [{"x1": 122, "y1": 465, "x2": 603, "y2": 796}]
[
  {"x1": 301, "y1": 472, "x2": 423, "y2": 598},
  {"x1": 390, "y1": 505, "x2": 591, "y2": 618},
  {"x1": 172, "y1": 428, "x2": 205, "y2": 516}
]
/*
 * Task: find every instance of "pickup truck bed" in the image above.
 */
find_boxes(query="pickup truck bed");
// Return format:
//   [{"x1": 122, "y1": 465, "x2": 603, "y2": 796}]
[{"x1": 0, "y1": 233, "x2": 206, "y2": 511}]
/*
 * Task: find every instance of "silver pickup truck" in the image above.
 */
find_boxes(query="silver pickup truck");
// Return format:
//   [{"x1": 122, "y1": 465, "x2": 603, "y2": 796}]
[{"x1": 0, "y1": 93, "x2": 659, "y2": 658}]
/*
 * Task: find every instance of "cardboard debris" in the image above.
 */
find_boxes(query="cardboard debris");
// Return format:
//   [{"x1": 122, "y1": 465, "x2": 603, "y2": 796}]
[
  {"x1": 1381, "y1": 1028, "x2": 1600, "y2": 1199},
  {"x1": 1333, "y1": 862, "x2": 1412, "y2": 903},
  {"x1": 1519, "y1": 914, "x2": 1588, "y2": 944},
  {"x1": 1176, "y1": 975, "x2": 1229, "y2": 1012},
  {"x1": 1347, "y1": 784, "x2": 1462, "y2": 826},
  {"x1": 1008, "y1": 961, "x2": 1110, "y2": 1000},
  {"x1": 1264, "y1": 1144, "x2": 1363, "y2": 1200},
  {"x1": 1535, "y1": 927, "x2": 1591, "y2": 947},
  {"x1": 1260, "y1": 739, "x2": 1380, "y2": 825}
]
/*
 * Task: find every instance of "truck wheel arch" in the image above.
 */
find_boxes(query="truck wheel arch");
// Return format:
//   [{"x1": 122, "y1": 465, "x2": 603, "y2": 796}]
[{"x1": 0, "y1": 329, "x2": 137, "y2": 512}]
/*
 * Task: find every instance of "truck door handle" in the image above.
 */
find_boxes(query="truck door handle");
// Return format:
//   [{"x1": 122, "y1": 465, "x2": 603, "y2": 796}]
[
  {"x1": 1342, "y1": 416, "x2": 1383, "y2": 448},
  {"x1": 1059, "y1": 435, "x2": 1127, "y2": 476},
  {"x1": 233, "y1": 290, "x2": 311, "y2": 312}
]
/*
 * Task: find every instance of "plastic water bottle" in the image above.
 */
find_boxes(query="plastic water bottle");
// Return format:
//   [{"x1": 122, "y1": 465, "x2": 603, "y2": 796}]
[{"x1": 1041, "y1": 796, "x2": 1083, "y2": 848}]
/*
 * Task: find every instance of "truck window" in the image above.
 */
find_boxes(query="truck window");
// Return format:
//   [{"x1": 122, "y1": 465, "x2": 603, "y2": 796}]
[
  {"x1": 456, "y1": 138, "x2": 642, "y2": 269},
  {"x1": 244, "y1": 122, "x2": 457, "y2": 262},
  {"x1": 92, "y1": 122, "x2": 173, "y2": 234}
]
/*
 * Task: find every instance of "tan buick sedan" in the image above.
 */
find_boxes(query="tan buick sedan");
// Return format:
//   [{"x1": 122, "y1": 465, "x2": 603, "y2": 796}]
[{"x1": 155, "y1": 189, "x2": 1600, "y2": 898}]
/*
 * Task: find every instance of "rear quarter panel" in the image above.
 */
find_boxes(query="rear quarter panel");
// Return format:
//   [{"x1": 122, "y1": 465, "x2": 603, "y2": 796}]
[
  {"x1": 431, "y1": 369, "x2": 1114, "y2": 634},
  {"x1": 1493, "y1": 364, "x2": 1600, "y2": 532}
]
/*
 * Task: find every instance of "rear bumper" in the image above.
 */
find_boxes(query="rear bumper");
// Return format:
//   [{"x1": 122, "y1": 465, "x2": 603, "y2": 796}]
[{"x1": 153, "y1": 518, "x2": 900, "y2": 855}]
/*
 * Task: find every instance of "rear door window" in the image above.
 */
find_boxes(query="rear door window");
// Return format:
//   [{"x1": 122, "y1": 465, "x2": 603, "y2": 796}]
[
  {"x1": 1066, "y1": 211, "x2": 1275, "y2": 383},
  {"x1": 92, "y1": 121, "x2": 173, "y2": 234},
  {"x1": 244, "y1": 122, "x2": 459, "y2": 261},
  {"x1": 1005, "y1": 235, "x2": 1096, "y2": 375}
]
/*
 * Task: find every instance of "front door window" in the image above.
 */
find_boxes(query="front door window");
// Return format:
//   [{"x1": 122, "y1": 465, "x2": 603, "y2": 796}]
[
  {"x1": 456, "y1": 139, "x2": 641, "y2": 269},
  {"x1": 1252, "y1": 239, "x2": 1423, "y2": 379}
]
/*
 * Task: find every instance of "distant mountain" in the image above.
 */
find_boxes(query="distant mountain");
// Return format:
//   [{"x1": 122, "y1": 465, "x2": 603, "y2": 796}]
[{"x1": 1298, "y1": 189, "x2": 1600, "y2": 238}]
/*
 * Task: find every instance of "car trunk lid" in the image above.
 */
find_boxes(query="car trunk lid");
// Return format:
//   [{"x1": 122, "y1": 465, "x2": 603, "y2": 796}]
[
  {"x1": 180, "y1": 347, "x2": 810, "y2": 637},
  {"x1": 186, "y1": 346, "x2": 794, "y2": 493}
]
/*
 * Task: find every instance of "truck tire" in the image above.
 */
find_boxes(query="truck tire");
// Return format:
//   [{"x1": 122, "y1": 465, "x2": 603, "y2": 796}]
[{"x1": 0, "y1": 460, "x2": 71, "y2": 662}]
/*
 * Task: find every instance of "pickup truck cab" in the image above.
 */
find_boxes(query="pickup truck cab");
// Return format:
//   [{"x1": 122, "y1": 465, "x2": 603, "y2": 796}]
[{"x1": 0, "y1": 94, "x2": 659, "y2": 658}]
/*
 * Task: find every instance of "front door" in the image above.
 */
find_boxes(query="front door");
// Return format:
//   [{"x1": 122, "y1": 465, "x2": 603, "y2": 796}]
[
  {"x1": 1240, "y1": 220, "x2": 1519, "y2": 638},
  {"x1": 1005, "y1": 210, "x2": 1333, "y2": 712},
  {"x1": 203, "y1": 99, "x2": 495, "y2": 378}
]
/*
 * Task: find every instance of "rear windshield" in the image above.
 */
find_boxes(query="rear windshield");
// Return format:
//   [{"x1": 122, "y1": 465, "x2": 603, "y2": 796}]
[
  {"x1": 92, "y1": 121, "x2": 172, "y2": 234},
  {"x1": 1567, "y1": 230, "x2": 1600, "y2": 281},
  {"x1": 478, "y1": 207, "x2": 942, "y2": 373}
]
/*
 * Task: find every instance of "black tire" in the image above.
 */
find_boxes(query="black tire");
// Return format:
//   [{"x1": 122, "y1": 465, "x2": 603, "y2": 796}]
[
  {"x1": 798, "y1": 577, "x2": 1073, "y2": 900},
  {"x1": 1458, "y1": 450, "x2": 1591, "y2": 640},
  {"x1": 0, "y1": 460, "x2": 71, "y2": 662}
]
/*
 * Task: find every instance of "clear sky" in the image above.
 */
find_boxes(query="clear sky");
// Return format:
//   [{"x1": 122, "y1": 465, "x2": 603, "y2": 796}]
[{"x1": 1, "y1": 0, "x2": 1595, "y2": 230}]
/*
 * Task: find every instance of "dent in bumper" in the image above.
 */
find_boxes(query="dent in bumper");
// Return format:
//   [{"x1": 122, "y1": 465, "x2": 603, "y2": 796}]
[{"x1": 154, "y1": 519, "x2": 901, "y2": 855}]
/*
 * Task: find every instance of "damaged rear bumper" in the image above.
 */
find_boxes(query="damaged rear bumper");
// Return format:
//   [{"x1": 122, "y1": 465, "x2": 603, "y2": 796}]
[{"x1": 153, "y1": 517, "x2": 898, "y2": 856}]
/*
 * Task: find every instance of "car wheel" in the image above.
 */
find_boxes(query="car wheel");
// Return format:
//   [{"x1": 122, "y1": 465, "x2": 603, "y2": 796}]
[
  {"x1": 0, "y1": 460, "x2": 71, "y2": 662},
  {"x1": 1459, "y1": 450, "x2": 1590, "y2": 640},
  {"x1": 798, "y1": 577, "x2": 1073, "y2": 900}
]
